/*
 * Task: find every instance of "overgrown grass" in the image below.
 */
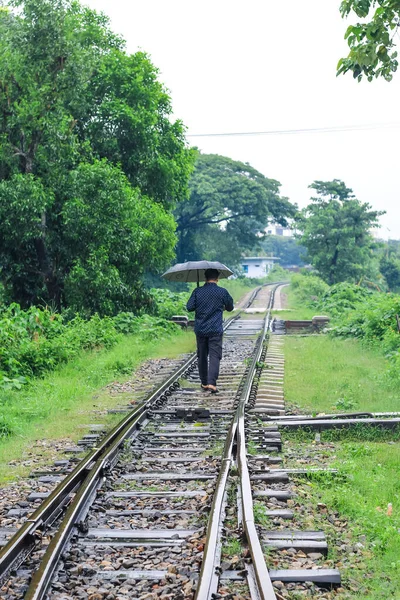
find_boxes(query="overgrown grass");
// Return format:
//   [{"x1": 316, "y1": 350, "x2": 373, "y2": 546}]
[
  {"x1": 286, "y1": 436, "x2": 400, "y2": 599},
  {"x1": 282, "y1": 279, "x2": 400, "y2": 598},
  {"x1": 253, "y1": 500, "x2": 270, "y2": 526},
  {"x1": 284, "y1": 336, "x2": 400, "y2": 414},
  {"x1": 222, "y1": 279, "x2": 254, "y2": 303},
  {"x1": 0, "y1": 329, "x2": 195, "y2": 483}
]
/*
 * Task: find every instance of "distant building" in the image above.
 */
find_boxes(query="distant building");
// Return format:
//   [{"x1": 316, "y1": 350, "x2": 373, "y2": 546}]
[
  {"x1": 266, "y1": 224, "x2": 293, "y2": 237},
  {"x1": 241, "y1": 256, "x2": 279, "y2": 278}
]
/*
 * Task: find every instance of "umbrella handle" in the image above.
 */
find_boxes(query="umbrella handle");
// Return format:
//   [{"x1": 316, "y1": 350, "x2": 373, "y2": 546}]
[{"x1": 197, "y1": 272, "x2": 199, "y2": 288}]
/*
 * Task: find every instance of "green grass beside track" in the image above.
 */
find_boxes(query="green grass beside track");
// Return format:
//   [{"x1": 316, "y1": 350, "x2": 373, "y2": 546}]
[
  {"x1": 0, "y1": 282, "x2": 258, "y2": 484},
  {"x1": 284, "y1": 335, "x2": 400, "y2": 414},
  {"x1": 283, "y1": 431, "x2": 400, "y2": 600},
  {"x1": 282, "y1": 282, "x2": 400, "y2": 599},
  {"x1": 0, "y1": 329, "x2": 196, "y2": 483},
  {"x1": 273, "y1": 285, "x2": 317, "y2": 320}
]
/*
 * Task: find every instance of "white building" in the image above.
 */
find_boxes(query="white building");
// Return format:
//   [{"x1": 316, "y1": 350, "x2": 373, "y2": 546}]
[
  {"x1": 241, "y1": 256, "x2": 279, "y2": 278},
  {"x1": 266, "y1": 224, "x2": 293, "y2": 237}
]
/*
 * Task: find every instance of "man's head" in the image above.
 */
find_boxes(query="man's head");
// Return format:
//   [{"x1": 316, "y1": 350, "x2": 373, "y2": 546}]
[{"x1": 205, "y1": 268, "x2": 219, "y2": 282}]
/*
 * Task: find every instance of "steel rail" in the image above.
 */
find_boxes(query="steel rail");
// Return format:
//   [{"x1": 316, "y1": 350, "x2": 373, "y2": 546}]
[
  {"x1": 194, "y1": 424, "x2": 237, "y2": 599},
  {"x1": 0, "y1": 342, "x2": 204, "y2": 580},
  {"x1": 0, "y1": 286, "x2": 261, "y2": 580},
  {"x1": 25, "y1": 404, "x2": 150, "y2": 600},
  {"x1": 0, "y1": 282, "x2": 275, "y2": 595},
  {"x1": 273, "y1": 412, "x2": 374, "y2": 421},
  {"x1": 0, "y1": 400, "x2": 146, "y2": 580},
  {"x1": 237, "y1": 287, "x2": 277, "y2": 599},
  {"x1": 195, "y1": 283, "x2": 283, "y2": 600}
]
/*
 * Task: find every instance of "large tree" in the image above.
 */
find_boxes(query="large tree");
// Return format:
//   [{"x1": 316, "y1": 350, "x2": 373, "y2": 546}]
[
  {"x1": 338, "y1": 1, "x2": 400, "y2": 81},
  {"x1": 297, "y1": 180, "x2": 384, "y2": 284},
  {"x1": 0, "y1": 0, "x2": 193, "y2": 313},
  {"x1": 175, "y1": 153, "x2": 296, "y2": 264}
]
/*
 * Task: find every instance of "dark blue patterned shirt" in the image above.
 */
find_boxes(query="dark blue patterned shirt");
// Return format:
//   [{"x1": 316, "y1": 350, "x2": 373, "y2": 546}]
[{"x1": 186, "y1": 283, "x2": 234, "y2": 336}]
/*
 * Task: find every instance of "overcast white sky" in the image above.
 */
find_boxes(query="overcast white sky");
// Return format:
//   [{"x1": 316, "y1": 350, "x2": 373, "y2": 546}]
[{"x1": 86, "y1": 0, "x2": 400, "y2": 238}]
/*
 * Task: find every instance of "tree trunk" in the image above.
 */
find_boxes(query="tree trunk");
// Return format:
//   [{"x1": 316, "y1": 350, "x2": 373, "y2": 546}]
[{"x1": 33, "y1": 211, "x2": 61, "y2": 309}]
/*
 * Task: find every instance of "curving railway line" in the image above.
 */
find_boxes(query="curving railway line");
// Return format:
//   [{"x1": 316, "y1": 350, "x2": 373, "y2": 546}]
[{"x1": 1, "y1": 282, "x2": 399, "y2": 600}]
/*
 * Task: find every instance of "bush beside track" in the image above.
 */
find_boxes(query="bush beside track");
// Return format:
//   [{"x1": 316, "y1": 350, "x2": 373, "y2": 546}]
[
  {"x1": 290, "y1": 272, "x2": 400, "y2": 384},
  {"x1": 0, "y1": 304, "x2": 179, "y2": 390}
]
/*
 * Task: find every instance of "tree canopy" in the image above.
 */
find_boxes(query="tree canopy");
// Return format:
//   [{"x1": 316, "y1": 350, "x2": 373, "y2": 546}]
[
  {"x1": 377, "y1": 240, "x2": 400, "y2": 290},
  {"x1": 256, "y1": 235, "x2": 307, "y2": 267},
  {"x1": 175, "y1": 153, "x2": 296, "y2": 265},
  {"x1": 296, "y1": 180, "x2": 384, "y2": 285},
  {"x1": 0, "y1": 0, "x2": 194, "y2": 313},
  {"x1": 338, "y1": 0, "x2": 400, "y2": 81}
]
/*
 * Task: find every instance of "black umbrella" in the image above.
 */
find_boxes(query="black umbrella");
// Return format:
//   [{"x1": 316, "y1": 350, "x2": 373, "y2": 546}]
[{"x1": 162, "y1": 260, "x2": 233, "y2": 287}]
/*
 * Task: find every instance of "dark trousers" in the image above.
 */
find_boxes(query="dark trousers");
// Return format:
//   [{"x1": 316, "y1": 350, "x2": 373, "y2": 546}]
[{"x1": 196, "y1": 334, "x2": 223, "y2": 386}]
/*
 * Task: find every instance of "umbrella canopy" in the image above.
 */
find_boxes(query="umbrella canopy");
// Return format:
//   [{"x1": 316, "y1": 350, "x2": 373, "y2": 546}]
[{"x1": 162, "y1": 260, "x2": 233, "y2": 285}]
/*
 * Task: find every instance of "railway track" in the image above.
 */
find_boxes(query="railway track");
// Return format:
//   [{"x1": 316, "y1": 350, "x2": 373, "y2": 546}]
[{"x1": 1, "y1": 282, "x2": 398, "y2": 600}]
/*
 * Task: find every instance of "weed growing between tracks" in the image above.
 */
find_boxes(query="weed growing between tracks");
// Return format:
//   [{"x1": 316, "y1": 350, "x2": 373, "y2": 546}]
[
  {"x1": 253, "y1": 500, "x2": 270, "y2": 526},
  {"x1": 0, "y1": 330, "x2": 195, "y2": 483},
  {"x1": 222, "y1": 537, "x2": 242, "y2": 558},
  {"x1": 283, "y1": 431, "x2": 400, "y2": 599}
]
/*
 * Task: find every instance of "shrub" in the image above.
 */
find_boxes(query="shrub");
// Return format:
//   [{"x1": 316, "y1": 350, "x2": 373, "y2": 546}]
[
  {"x1": 333, "y1": 294, "x2": 400, "y2": 344},
  {"x1": 148, "y1": 289, "x2": 189, "y2": 318},
  {"x1": 291, "y1": 273, "x2": 329, "y2": 306},
  {"x1": 317, "y1": 282, "x2": 373, "y2": 317},
  {"x1": 113, "y1": 313, "x2": 179, "y2": 338},
  {"x1": 265, "y1": 265, "x2": 291, "y2": 283},
  {"x1": 0, "y1": 304, "x2": 180, "y2": 389}
]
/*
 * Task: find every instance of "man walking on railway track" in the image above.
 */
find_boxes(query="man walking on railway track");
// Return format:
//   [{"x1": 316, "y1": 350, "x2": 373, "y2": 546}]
[{"x1": 186, "y1": 268, "x2": 234, "y2": 393}]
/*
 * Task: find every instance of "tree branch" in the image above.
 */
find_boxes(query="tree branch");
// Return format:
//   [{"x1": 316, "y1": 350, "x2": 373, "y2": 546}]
[
  {"x1": 178, "y1": 211, "x2": 251, "y2": 231},
  {"x1": 176, "y1": 203, "x2": 213, "y2": 225}
]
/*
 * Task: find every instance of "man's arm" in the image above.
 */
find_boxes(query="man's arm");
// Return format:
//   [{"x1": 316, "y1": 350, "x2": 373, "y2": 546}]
[
  {"x1": 186, "y1": 289, "x2": 197, "y2": 312},
  {"x1": 224, "y1": 289, "x2": 234, "y2": 312}
]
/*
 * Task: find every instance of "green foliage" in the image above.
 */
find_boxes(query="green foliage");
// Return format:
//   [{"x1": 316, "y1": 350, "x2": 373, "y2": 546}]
[
  {"x1": 285, "y1": 331, "x2": 400, "y2": 415},
  {"x1": 380, "y1": 255, "x2": 400, "y2": 291},
  {"x1": 338, "y1": 0, "x2": 400, "y2": 81},
  {"x1": 265, "y1": 265, "x2": 292, "y2": 283},
  {"x1": 331, "y1": 292, "x2": 400, "y2": 384},
  {"x1": 222, "y1": 538, "x2": 242, "y2": 558},
  {"x1": 175, "y1": 153, "x2": 296, "y2": 264},
  {"x1": 290, "y1": 273, "x2": 329, "y2": 306},
  {"x1": 333, "y1": 293, "x2": 400, "y2": 343},
  {"x1": 60, "y1": 161, "x2": 177, "y2": 315},
  {"x1": 256, "y1": 235, "x2": 307, "y2": 267},
  {"x1": 0, "y1": 0, "x2": 194, "y2": 314},
  {"x1": 296, "y1": 180, "x2": 383, "y2": 285},
  {"x1": 148, "y1": 288, "x2": 189, "y2": 318},
  {"x1": 334, "y1": 395, "x2": 358, "y2": 411},
  {"x1": 0, "y1": 303, "x2": 179, "y2": 388},
  {"x1": 317, "y1": 282, "x2": 373, "y2": 316},
  {"x1": 112, "y1": 313, "x2": 178, "y2": 339},
  {"x1": 0, "y1": 415, "x2": 15, "y2": 440},
  {"x1": 253, "y1": 501, "x2": 270, "y2": 526},
  {"x1": 286, "y1": 436, "x2": 400, "y2": 597}
]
